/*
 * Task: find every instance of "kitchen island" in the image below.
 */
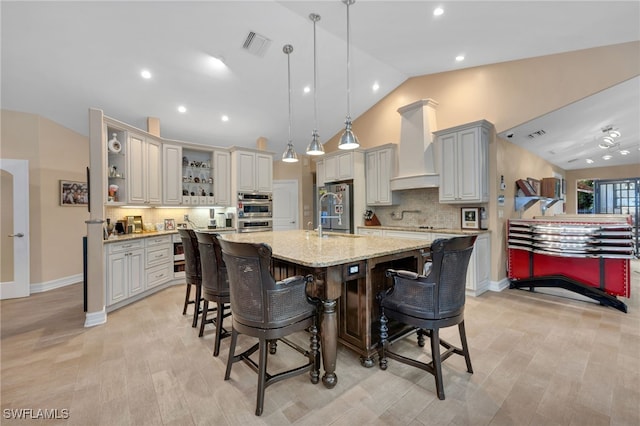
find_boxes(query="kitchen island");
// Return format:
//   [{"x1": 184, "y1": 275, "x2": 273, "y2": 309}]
[{"x1": 220, "y1": 230, "x2": 431, "y2": 388}]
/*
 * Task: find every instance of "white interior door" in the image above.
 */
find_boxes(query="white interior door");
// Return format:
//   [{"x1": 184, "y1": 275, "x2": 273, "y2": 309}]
[
  {"x1": 0, "y1": 159, "x2": 30, "y2": 299},
  {"x1": 273, "y1": 180, "x2": 298, "y2": 231}
]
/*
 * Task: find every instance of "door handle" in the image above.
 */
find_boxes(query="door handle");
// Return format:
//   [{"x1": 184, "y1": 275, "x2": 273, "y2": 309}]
[{"x1": 8, "y1": 233, "x2": 24, "y2": 238}]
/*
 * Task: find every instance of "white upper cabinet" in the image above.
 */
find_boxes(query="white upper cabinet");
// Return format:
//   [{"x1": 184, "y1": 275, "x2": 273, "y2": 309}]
[
  {"x1": 232, "y1": 149, "x2": 273, "y2": 193},
  {"x1": 365, "y1": 144, "x2": 398, "y2": 206},
  {"x1": 436, "y1": 120, "x2": 493, "y2": 203},
  {"x1": 317, "y1": 151, "x2": 363, "y2": 186},
  {"x1": 213, "y1": 150, "x2": 231, "y2": 205},
  {"x1": 162, "y1": 143, "x2": 182, "y2": 205},
  {"x1": 128, "y1": 133, "x2": 162, "y2": 205}
]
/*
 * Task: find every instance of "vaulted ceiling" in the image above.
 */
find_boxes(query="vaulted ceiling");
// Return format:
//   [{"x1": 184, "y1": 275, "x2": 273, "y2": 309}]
[{"x1": 2, "y1": 1, "x2": 638, "y2": 169}]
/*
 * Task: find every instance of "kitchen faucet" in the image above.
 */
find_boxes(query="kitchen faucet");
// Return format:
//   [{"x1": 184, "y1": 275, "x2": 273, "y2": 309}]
[{"x1": 317, "y1": 191, "x2": 341, "y2": 238}]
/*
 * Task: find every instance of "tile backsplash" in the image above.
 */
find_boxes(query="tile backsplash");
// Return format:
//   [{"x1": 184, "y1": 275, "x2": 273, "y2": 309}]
[
  {"x1": 105, "y1": 206, "x2": 235, "y2": 231},
  {"x1": 366, "y1": 188, "x2": 485, "y2": 229}
]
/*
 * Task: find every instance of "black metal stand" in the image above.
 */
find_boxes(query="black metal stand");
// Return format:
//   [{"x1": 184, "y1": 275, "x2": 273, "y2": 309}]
[{"x1": 509, "y1": 275, "x2": 628, "y2": 313}]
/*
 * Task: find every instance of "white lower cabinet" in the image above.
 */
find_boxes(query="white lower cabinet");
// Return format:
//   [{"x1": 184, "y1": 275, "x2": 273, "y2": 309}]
[
  {"x1": 106, "y1": 239, "x2": 145, "y2": 306},
  {"x1": 145, "y1": 235, "x2": 172, "y2": 290},
  {"x1": 433, "y1": 232, "x2": 490, "y2": 296},
  {"x1": 106, "y1": 235, "x2": 173, "y2": 308}
]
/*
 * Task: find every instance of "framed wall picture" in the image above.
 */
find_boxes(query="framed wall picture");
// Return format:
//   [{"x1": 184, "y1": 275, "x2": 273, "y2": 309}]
[
  {"x1": 461, "y1": 207, "x2": 481, "y2": 230},
  {"x1": 526, "y1": 177, "x2": 540, "y2": 196},
  {"x1": 164, "y1": 218, "x2": 176, "y2": 231},
  {"x1": 60, "y1": 180, "x2": 89, "y2": 206}
]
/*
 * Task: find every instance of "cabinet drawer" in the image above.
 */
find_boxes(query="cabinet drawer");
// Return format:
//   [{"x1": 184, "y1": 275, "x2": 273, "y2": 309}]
[
  {"x1": 108, "y1": 239, "x2": 144, "y2": 254},
  {"x1": 146, "y1": 245, "x2": 172, "y2": 267},
  {"x1": 146, "y1": 263, "x2": 172, "y2": 289},
  {"x1": 145, "y1": 235, "x2": 172, "y2": 247}
]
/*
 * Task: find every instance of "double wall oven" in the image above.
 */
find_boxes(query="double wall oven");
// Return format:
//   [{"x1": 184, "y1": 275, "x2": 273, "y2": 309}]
[{"x1": 237, "y1": 192, "x2": 273, "y2": 232}]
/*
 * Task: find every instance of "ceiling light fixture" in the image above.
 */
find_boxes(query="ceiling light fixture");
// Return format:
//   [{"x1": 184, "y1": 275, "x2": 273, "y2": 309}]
[
  {"x1": 619, "y1": 150, "x2": 630, "y2": 155},
  {"x1": 433, "y1": 7, "x2": 444, "y2": 16},
  {"x1": 609, "y1": 129, "x2": 621, "y2": 138},
  {"x1": 372, "y1": 82, "x2": 380, "y2": 91},
  {"x1": 455, "y1": 55, "x2": 465, "y2": 62},
  {"x1": 221, "y1": 115, "x2": 229, "y2": 122},
  {"x1": 281, "y1": 44, "x2": 299, "y2": 163},
  {"x1": 602, "y1": 136, "x2": 615, "y2": 144},
  {"x1": 338, "y1": 0, "x2": 360, "y2": 150},
  {"x1": 602, "y1": 154, "x2": 613, "y2": 160},
  {"x1": 586, "y1": 158, "x2": 595, "y2": 164},
  {"x1": 306, "y1": 13, "x2": 324, "y2": 156},
  {"x1": 177, "y1": 106, "x2": 187, "y2": 113},
  {"x1": 140, "y1": 70, "x2": 152, "y2": 79}
]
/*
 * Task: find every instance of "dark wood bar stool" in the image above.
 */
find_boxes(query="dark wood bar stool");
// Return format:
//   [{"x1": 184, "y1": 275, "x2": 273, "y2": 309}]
[
  {"x1": 378, "y1": 235, "x2": 477, "y2": 400},
  {"x1": 219, "y1": 239, "x2": 320, "y2": 416},
  {"x1": 195, "y1": 231, "x2": 231, "y2": 356},
  {"x1": 178, "y1": 228, "x2": 203, "y2": 328}
]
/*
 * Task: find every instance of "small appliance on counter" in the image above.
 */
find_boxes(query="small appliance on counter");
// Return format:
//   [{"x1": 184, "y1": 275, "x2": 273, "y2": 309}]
[{"x1": 126, "y1": 215, "x2": 144, "y2": 233}]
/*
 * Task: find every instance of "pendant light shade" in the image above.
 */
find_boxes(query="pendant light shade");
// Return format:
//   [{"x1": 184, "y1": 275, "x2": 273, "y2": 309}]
[
  {"x1": 282, "y1": 44, "x2": 299, "y2": 163},
  {"x1": 338, "y1": 0, "x2": 359, "y2": 150},
  {"x1": 306, "y1": 13, "x2": 324, "y2": 156}
]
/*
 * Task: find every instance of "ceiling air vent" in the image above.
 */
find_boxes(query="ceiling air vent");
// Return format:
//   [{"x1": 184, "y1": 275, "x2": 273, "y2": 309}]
[
  {"x1": 527, "y1": 129, "x2": 547, "y2": 139},
  {"x1": 242, "y1": 31, "x2": 272, "y2": 57}
]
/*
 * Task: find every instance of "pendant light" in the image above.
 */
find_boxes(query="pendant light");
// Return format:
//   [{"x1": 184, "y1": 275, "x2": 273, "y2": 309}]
[
  {"x1": 338, "y1": 0, "x2": 359, "y2": 150},
  {"x1": 306, "y1": 13, "x2": 324, "y2": 156},
  {"x1": 282, "y1": 44, "x2": 299, "y2": 163}
]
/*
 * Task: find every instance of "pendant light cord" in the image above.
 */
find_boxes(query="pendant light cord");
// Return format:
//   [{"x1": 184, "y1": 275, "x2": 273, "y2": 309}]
[
  {"x1": 313, "y1": 16, "x2": 318, "y2": 132},
  {"x1": 285, "y1": 45, "x2": 293, "y2": 144},
  {"x1": 346, "y1": 0, "x2": 351, "y2": 117}
]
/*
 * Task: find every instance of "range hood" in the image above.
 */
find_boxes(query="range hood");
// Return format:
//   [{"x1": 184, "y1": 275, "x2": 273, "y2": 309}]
[{"x1": 390, "y1": 99, "x2": 440, "y2": 191}]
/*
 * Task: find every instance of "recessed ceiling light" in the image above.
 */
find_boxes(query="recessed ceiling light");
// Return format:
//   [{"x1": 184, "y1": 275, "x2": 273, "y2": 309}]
[
  {"x1": 619, "y1": 150, "x2": 630, "y2": 155},
  {"x1": 177, "y1": 105, "x2": 187, "y2": 113},
  {"x1": 586, "y1": 158, "x2": 595, "y2": 164},
  {"x1": 210, "y1": 56, "x2": 226, "y2": 69},
  {"x1": 609, "y1": 130, "x2": 621, "y2": 138},
  {"x1": 221, "y1": 115, "x2": 229, "y2": 122},
  {"x1": 303, "y1": 86, "x2": 311, "y2": 94},
  {"x1": 598, "y1": 143, "x2": 610, "y2": 149},
  {"x1": 603, "y1": 136, "x2": 614, "y2": 144},
  {"x1": 455, "y1": 55, "x2": 465, "y2": 62},
  {"x1": 602, "y1": 154, "x2": 612, "y2": 160},
  {"x1": 433, "y1": 7, "x2": 444, "y2": 16},
  {"x1": 372, "y1": 82, "x2": 379, "y2": 91},
  {"x1": 140, "y1": 69, "x2": 152, "y2": 79}
]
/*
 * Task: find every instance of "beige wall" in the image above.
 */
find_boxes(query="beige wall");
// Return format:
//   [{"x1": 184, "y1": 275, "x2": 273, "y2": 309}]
[
  {"x1": 1, "y1": 110, "x2": 89, "y2": 286},
  {"x1": 318, "y1": 41, "x2": 639, "y2": 285},
  {"x1": 323, "y1": 42, "x2": 640, "y2": 151},
  {"x1": 2, "y1": 42, "x2": 638, "y2": 290}
]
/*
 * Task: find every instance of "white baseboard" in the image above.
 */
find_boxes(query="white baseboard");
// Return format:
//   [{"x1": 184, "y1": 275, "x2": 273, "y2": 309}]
[
  {"x1": 489, "y1": 278, "x2": 511, "y2": 292},
  {"x1": 31, "y1": 274, "x2": 82, "y2": 293},
  {"x1": 84, "y1": 307, "x2": 107, "y2": 327}
]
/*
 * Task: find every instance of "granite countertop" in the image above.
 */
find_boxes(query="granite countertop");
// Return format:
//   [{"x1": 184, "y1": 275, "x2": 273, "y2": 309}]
[
  {"x1": 221, "y1": 230, "x2": 430, "y2": 268},
  {"x1": 357, "y1": 225, "x2": 490, "y2": 235},
  {"x1": 103, "y1": 227, "x2": 236, "y2": 243}
]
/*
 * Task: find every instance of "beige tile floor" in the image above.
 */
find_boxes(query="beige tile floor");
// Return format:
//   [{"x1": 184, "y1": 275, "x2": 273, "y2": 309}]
[{"x1": 2, "y1": 261, "x2": 639, "y2": 425}]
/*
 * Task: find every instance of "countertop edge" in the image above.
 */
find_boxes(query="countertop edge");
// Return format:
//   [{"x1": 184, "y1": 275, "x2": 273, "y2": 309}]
[{"x1": 357, "y1": 226, "x2": 490, "y2": 235}]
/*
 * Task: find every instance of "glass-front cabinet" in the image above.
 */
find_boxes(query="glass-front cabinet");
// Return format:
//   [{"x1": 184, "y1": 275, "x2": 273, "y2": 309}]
[
  {"x1": 106, "y1": 125, "x2": 127, "y2": 205},
  {"x1": 182, "y1": 148, "x2": 216, "y2": 206}
]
